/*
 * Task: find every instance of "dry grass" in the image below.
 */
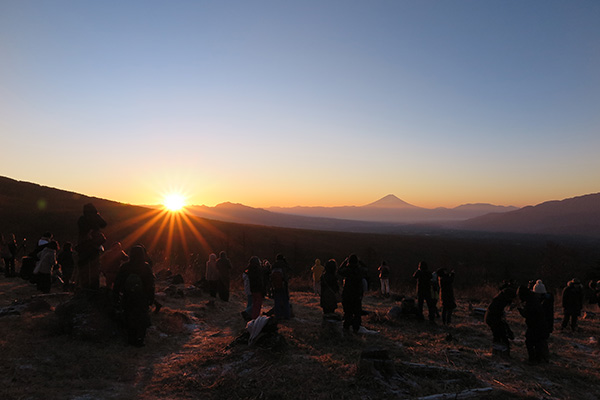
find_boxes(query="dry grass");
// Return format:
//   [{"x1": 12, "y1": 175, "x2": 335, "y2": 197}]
[{"x1": 1, "y1": 277, "x2": 600, "y2": 400}]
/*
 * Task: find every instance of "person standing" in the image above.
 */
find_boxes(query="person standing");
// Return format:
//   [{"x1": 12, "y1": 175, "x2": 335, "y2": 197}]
[
  {"x1": 216, "y1": 251, "x2": 232, "y2": 301},
  {"x1": 1, "y1": 233, "x2": 17, "y2": 277},
  {"x1": 320, "y1": 259, "x2": 340, "y2": 315},
  {"x1": 271, "y1": 254, "x2": 291, "y2": 320},
  {"x1": 241, "y1": 268, "x2": 253, "y2": 321},
  {"x1": 248, "y1": 256, "x2": 266, "y2": 319},
  {"x1": 437, "y1": 268, "x2": 456, "y2": 325},
  {"x1": 113, "y1": 245, "x2": 155, "y2": 347},
  {"x1": 34, "y1": 240, "x2": 59, "y2": 293},
  {"x1": 561, "y1": 278, "x2": 584, "y2": 331},
  {"x1": 311, "y1": 259, "x2": 325, "y2": 295},
  {"x1": 338, "y1": 254, "x2": 368, "y2": 333},
  {"x1": 76, "y1": 203, "x2": 107, "y2": 290},
  {"x1": 518, "y1": 286, "x2": 550, "y2": 364},
  {"x1": 57, "y1": 242, "x2": 75, "y2": 291},
  {"x1": 412, "y1": 261, "x2": 436, "y2": 322},
  {"x1": 378, "y1": 261, "x2": 391, "y2": 297},
  {"x1": 205, "y1": 253, "x2": 219, "y2": 298},
  {"x1": 100, "y1": 242, "x2": 129, "y2": 290}
]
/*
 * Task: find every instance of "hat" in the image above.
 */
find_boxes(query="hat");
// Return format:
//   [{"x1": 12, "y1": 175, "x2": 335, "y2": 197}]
[{"x1": 533, "y1": 280, "x2": 546, "y2": 294}]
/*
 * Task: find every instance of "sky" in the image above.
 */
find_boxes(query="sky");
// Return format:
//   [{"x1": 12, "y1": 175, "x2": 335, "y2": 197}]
[{"x1": 1, "y1": 1, "x2": 599, "y2": 209}]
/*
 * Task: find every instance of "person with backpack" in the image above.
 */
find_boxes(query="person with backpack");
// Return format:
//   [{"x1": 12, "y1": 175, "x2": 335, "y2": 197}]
[
  {"x1": 113, "y1": 245, "x2": 155, "y2": 347},
  {"x1": 271, "y1": 254, "x2": 290, "y2": 320},
  {"x1": 338, "y1": 254, "x2": 368, "y2": 333}
]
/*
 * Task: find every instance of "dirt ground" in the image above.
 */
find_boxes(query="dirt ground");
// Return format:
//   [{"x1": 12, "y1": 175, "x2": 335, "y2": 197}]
[{"x1": 1, "y1": 275, "x2": 600, "y2": 400}]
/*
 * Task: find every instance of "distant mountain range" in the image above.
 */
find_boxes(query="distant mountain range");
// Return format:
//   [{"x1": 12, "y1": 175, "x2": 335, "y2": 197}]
[
  {"x1": 2, "y1": 175, "x2": 600, "y2": 239},
  {"x1": 266, "y1": 194, "x2": 518, "y2": 223}
]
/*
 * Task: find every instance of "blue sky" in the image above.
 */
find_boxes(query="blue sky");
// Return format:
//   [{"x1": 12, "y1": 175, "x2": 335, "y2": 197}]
[{"x1": 1, "y1": 1, "x2": 599, "y2": 208}]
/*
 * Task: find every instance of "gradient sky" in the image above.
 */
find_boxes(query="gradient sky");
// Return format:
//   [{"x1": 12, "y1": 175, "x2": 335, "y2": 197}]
[{"x1": 1, "y1": 1, "x2": 599, "y2": 209}]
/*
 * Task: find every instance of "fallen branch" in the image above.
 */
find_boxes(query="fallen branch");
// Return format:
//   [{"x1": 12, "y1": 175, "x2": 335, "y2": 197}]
[{"x1": 417, "y1": 387, "x2": 494, "y2": 400}]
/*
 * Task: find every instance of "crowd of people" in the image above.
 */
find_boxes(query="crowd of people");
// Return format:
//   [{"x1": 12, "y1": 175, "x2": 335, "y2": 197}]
[{"x1": 2, "y1": 205, "x2": 600, "y2": 359}]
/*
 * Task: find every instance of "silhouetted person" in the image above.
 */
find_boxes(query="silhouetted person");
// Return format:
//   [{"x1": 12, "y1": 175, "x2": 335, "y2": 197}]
[
  {"x1": 413, "y1": 261, "x2": 436, "y2": 322},
  {"x1": 76, "y1": 203, "x2": 107, "y2": 290},
  {"x1": 378, "y1": 261, "x2": 390, "y2": 297},
  {"x1": 1, "y1": 233, "x2": 17, "y2": 277},
  {"x1": 338, "y1": 254, "x2": 368, "y2": 333},
  {"x1": 216, "y1": 251, "x2": 232, "y2": 301},
  {"x1": 205, "y1": 253, "x2": 218, "y2": 298},
  {"x1": 34, "y1": 240, "x2": 59, "y2": 293},
  {"x1": 561, "y1": 278, "x2": 583, "y2": 331},
  {"x1": 532, "y1": 279, "x2": 554, "y2": 336},
  {"x1": 113, "y1": 245, "x2": 155, "y2": 347},
  {"x1": 57, "y1": 242, "x2": 75, "y2": 291},
  {"x1": 589, "y1": 280, "x2": 600, "y2": 310},
  {"x1": 518, "y1": 286, "x2": 550, "y2": 364},
  {"x1": 271, "y1": 254, "x2": 290, "y2": 320},
  {"x1": 485, "y1": 283, "x2": 516, "y2": 358},
  {"x1": 437, "y1": 268, "x2": 456, "y2": 325},
  {"x1": 320, "y1": 259, "x2": 340, "y2": 315},
  {"x1": 311, "y1": 259, "x2": 325, "y2": 295},
  {"x1": 247, "y1": 256, "x2": 266, "y2": 319},
  {"x1": 101, "y1": 242, "x2": 129, "y2": 290}
]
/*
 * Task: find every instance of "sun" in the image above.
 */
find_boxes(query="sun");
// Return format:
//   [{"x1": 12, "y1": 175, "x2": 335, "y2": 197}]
[{"x1": 163, "y1": 193, "x2": 187, "y2": 212}]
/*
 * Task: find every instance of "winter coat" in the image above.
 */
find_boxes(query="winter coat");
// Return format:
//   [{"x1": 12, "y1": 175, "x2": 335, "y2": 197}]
[
  {"x1": 439, "y1": 272, "x2": 456, "y2": 310},
  {"x1": 312, "y1": 260, "x2": 325, "y2": 282},
  {"x1": 216, "y1": 252, "x2": 232, "y2": 283},
  {"x1": 485, "y1": 290, "x2": 513, "y2": 326},
  {"x1": 338, "y1": 259, "x2": 368, "y2": 300},
  {"x1": 205, "y1": 254, "x2": 219, "y2": 281},
  {"x1": 378, "y1": 264, "x2": 390, "y2": 279},
  {"x1": 562, "y1": 284, "x2": 583, "y2": 315},
  {"x1": 36, "y1": 247, "x2": 57, "y2": 275},
  {"x1": 518, "y1": 294, "x2": 549, "y2": 341},
  {"x1": 113, "y1": 260, "x2": 155, "y2": 307},
  {"x1": 413, "y1": 268, "x2": 432, "y2": 297},
  {"x1": 247, "y1": 258, "x2": 266, "y2": 296},
  {"x1": 539, "y1": 292, "x2": 554, "y2": 334}
]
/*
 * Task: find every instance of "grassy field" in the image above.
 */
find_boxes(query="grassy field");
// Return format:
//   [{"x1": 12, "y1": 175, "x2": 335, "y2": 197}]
[{"x1": 1, "y1": 274, "x2": 600, "y2": 400}]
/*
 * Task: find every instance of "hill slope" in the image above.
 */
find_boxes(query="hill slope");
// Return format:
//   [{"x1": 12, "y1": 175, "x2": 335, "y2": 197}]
[{"x1": 460, "y1": 193, "x2": 600, "y2": 237}]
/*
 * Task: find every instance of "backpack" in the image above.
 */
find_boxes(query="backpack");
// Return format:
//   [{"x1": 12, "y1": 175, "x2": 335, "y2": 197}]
[{"x1": 124, "y1": 273, "x2": 146, "y2": 307}]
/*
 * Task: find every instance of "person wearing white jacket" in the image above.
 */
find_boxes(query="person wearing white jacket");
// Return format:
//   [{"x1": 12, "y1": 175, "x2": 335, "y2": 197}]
[{"x1": 35, "y1": 241, "x2": 58, "y2": 293}]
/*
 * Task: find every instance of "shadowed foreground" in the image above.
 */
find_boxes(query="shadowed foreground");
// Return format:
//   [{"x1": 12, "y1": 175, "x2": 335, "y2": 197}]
[{"x1": 1, "y1": 276, "x2": 600, "y2": 400}]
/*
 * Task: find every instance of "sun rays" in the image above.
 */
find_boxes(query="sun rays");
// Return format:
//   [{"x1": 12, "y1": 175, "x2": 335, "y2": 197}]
[{"x1": 110, "y1": 205, "x2": 222, "y2": 266}]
